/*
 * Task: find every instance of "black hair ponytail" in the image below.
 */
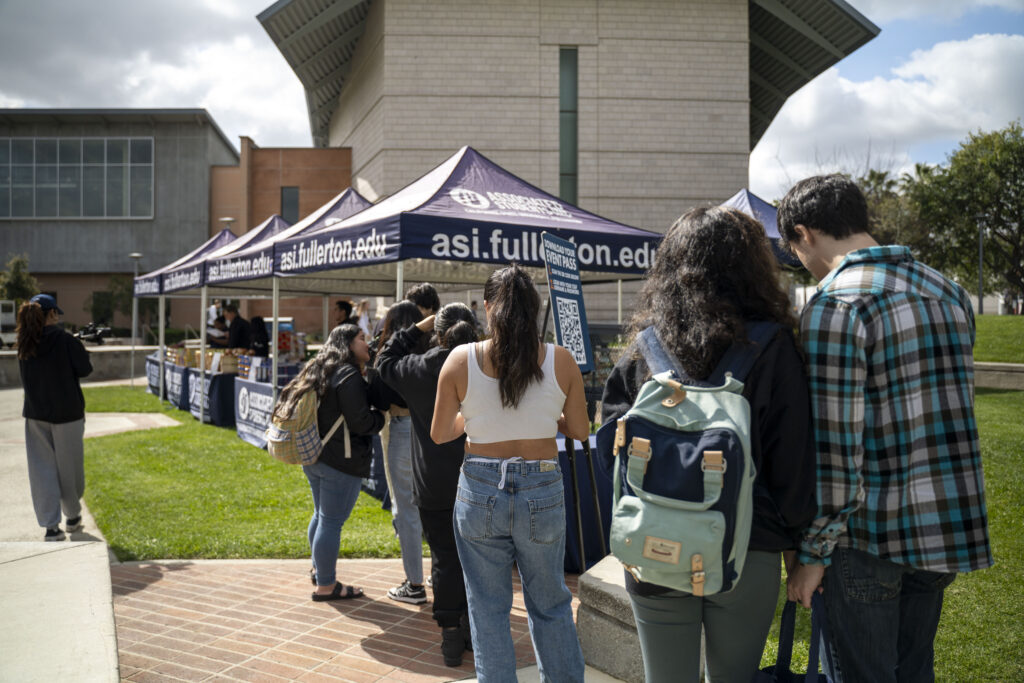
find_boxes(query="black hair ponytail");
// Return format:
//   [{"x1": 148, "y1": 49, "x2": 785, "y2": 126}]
[{"x1": 483, "y1": 263, "x2": 543, "y2": 408}]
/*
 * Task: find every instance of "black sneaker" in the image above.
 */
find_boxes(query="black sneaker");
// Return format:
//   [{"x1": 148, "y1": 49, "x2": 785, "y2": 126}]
[
  {"x1": 441, "y1": 626, "x2": 465, "y2": 667},
  {"x1": 387, "y1": 579, "x2": 427, "y2": 605},
  {"x1": 65, "y1": 516, "x2": 83, "y2": 533},
  {"x1": 44, "y1": 527, "x2": 65, "y2": 542}
]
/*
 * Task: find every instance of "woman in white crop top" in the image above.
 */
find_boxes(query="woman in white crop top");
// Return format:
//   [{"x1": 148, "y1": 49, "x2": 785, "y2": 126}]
[{"x1": 431, "y1": 264, "x2": 589, "y2": 682}]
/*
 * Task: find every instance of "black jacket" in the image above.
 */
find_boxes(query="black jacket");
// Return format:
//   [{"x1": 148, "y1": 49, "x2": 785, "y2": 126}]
[
  {"x1": 316, "y1": 363, "x2": 386, "y2": 477},
  {"x1": 20, "y1": 325, "x2": 93, "y2": 423},
  {"x1": 376, "y1": 324, "x2": 465, "y2": 510},
  {"x1": 601, "y1": 326, "x2": 816, "y2": 593},
  {"x1": 227, "y1": 315, "x2": 252, "y2": 349}
]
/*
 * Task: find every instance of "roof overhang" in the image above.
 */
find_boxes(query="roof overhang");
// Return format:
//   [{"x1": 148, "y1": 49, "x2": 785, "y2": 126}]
[
  {"x1": 0, "y1": 108, "x2": 239, "y2": 158},
  {"x1": 258, "y1": 0, "x2": 372, "y2": 148},
  {"x1": 259, "y1": 0, "x2": 879, "y2": 151},
  {"x1": 749, "y1": 0, "x2": 879, "y2": 148}
]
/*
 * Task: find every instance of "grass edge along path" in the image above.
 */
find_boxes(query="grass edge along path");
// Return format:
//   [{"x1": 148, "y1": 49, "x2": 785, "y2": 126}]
[
  {"x1": 82, "y1": 386, "x2": 402, "y2": 562},
  {"x1": 83, "y1": 385, "x2": 1024, "y2": 680}
]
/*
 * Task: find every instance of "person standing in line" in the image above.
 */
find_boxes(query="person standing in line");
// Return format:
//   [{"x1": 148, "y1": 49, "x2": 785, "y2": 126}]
[
  {"x1": 367, "y1": 301, "x2": 428, "y2": 606},
  {"x1": 17, "y1": 294, "x2": 93, "y2": 541},
  {"x1": 405, "y1": 283, "x2": 441, "y2": 318},
  {"x1": 222, "y1": 303, "x2": 252, "y2": 350},
  {"x1": 377, "y1": 303, "x2": 479, "y2": 666},
  {"x1": 334, "y1": 299, "x2": 354, "y2": 327},
  {"x1": 272, "y1": 324, "x2": 386, "y2": 601},
  {"x1": 780, "y1": 175, "x2": 993, "y2": 682},
  {"x1": 432, "y1": 264, "x2": 589, "y2": 683},
  {"x1": 600, "y1": 207, "x2": 817, "y2": 683}
]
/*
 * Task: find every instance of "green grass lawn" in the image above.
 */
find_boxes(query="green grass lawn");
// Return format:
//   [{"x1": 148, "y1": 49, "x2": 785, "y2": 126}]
[
  {"x1": 761, "y1": 388, "x2": 1024, "y2": 680},
  {"x1": 974, "y1": 314, "x2": 1024, "y2": 363},
  {"x1": 82, "y1": 386, "x2": 402, "y2": 562}
]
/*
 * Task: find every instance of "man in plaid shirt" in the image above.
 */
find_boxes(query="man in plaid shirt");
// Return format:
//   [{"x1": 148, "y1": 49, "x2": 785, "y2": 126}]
[{"x1": 778, "y1": 175, "x2": 993, "y2": 682}]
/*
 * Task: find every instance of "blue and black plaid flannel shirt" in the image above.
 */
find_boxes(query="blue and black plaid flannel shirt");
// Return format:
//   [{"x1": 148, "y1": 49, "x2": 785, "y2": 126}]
[{"x1": 798, "y1": 246, "x2": 993, "y2": 574}]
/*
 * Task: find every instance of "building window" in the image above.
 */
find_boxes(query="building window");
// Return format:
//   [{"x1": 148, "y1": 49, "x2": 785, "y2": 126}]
[
  {"x1": 0, "y1": 137, "x2": 154, "y2": 219},
  {"x1": 281, "y1": 186, "x2": 299, "y2": 224},
  {"x1": 559, "y1": 47, "x2": 579, "y2": 205}
]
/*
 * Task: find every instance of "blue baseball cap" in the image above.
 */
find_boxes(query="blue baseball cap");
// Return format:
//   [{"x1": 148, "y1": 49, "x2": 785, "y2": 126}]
[{"x1": 29, "y1": 293, "x2": 64, "y2": 315}]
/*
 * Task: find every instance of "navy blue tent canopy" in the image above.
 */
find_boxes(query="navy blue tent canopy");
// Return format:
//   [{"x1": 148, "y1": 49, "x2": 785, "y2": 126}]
[
  {"x1": 133, "y1": 228, "x2": 237, "y2": 297},
  {"x1": 267, "y1": 146, "x2": 661, "y2": 291},
  {"x1": 720, "y1": 188, "x2": 799, "y2": 266}
]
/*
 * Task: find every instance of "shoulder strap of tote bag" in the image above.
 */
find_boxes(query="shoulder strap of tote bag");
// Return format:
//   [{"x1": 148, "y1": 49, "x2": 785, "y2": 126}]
[{"x1": 315, "y1": 373, "x2": 355, "y2": 458}]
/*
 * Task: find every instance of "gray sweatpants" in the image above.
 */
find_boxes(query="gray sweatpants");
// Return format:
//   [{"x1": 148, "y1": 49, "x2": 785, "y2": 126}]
[{"x1": 25, "y1": 418, "x2": 85, "y2": 529}]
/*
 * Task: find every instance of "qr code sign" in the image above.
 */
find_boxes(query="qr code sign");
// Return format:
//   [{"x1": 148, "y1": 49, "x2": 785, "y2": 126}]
[{"x1": 555, "y1": 297, "x2": 587, "y2": 364}]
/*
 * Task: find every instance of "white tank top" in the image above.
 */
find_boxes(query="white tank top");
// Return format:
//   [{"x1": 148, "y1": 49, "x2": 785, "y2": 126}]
[{"x1": 462, "y1": 342, "x2": 566, "y2": 444}]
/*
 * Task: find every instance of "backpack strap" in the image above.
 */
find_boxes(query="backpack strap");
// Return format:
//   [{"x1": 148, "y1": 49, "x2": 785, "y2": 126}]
[{"x1": 637, "y1": 322, "x2": 779, "y2": 386}]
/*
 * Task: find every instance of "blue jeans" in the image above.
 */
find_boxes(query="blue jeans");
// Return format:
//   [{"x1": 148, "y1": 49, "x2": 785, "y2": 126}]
[
  {"x1": 454, "y1": 457, "x2": 584, "y2": 683},
  {"x1": 384, "y1": 415, "x2": 423, "y2": 584},
  {"x1": 303, "y1": 461, "x2": 362, "y2": 587},
  {"x1": 822, "y1": 546, "x2": 956, "y2": 683}
]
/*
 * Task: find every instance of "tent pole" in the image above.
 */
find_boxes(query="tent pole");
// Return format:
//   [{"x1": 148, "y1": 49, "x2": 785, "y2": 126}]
[
  {"x1": 617, "y1": 280, "x2": 623, "y2": 326},
  {"x1": 395, "y1": 261, "x2": 404, "y2": 302},
  {"x1": 158, "y1": 296, "x2": 165, "y2": 406},
  {"x1": 272, "y1": 278, "x2": 280, "y2": 400},
  {"x1": 200, "y1": 286, "x2": 208, "y2": 424},
  {"x1": 322, "y1": 294, "x2": 329, "y2": 339}
]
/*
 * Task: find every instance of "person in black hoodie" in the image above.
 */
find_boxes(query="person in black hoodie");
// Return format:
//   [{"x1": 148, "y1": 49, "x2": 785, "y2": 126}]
[
  {"x1": 600, "y1": 207, "x2": 817, "y2": 683},
  {"x1": 271, "y1": 323, "x2": 386, "y2": 601},
  {"x1": 17, "y1": 294, "x2": 93, "y2": 541},
  {"x1": 375, "y1": 302, "x2": 478, "y2": 666}
]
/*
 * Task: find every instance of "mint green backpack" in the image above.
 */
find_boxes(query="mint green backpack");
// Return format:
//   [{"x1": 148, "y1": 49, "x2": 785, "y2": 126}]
[{"x1": 598, "y1": 323, "x2": 776, "y2": 595}]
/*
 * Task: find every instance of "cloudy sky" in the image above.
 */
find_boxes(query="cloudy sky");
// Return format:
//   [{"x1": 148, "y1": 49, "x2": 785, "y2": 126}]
[{"x1": 1, "y1": 0, "x2": 1021, "y2": 203}]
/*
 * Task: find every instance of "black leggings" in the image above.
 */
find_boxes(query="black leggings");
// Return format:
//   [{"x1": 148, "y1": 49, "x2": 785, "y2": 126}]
[{"x1": 418, "y1": 506, "x2": 468, "y2": 627}]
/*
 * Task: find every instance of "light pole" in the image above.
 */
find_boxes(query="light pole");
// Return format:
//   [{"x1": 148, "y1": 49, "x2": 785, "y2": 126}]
[
  {"x1": 977, "y1": 215, "x2": 984, "y2": 315},
  {"x1": 129, "y1": 252, "x2": 143, "y2": 386}
]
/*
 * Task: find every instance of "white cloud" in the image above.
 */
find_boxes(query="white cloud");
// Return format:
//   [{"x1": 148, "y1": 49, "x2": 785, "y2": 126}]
[
  {"x1": 750, "y1": 34, "x2": 1024, "y2": 200},
  {"x1": 849, "y1": 0, "x2": 1024, "y2": 23},
  {"x1": 0, "y1": 0, "x2": 311, "y2": 147}
]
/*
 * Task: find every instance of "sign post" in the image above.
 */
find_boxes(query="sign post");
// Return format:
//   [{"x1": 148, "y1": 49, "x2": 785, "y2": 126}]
[{"x1": 540, "y1": 232, "x2": 606, "y2": 564}]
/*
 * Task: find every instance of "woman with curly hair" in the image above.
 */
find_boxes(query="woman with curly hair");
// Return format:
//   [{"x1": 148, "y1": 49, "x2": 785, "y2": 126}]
[
  {"x1": 432, "y1": 264, "x2": 590, "y2": 682},
  {"x1": 273, "y1": 323, "x2": 385, "y2": 601},
  {"x1": 17, "y1": 294, "x2": 93, "y2": 541},
  {"x1": 600, "y1": 207, "x2": 817, "y2": 683}
]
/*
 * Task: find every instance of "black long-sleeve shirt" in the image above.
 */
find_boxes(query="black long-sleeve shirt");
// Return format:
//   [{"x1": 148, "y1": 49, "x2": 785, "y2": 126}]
[
  {"x1": 316, "y1": 363, "x2": 386, "y2": 477},
  {"x1": 375, "y1": 324, "x2": 465, "y2": 510},
  {"x1": 601, "y1": 326, "x2": 817, "y2": 564},
  {"x1": 20, "y1": 325, "x2": 93, "y2": 423}
]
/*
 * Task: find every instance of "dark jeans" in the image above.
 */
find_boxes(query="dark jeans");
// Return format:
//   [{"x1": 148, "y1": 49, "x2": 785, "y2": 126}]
[
  {"x1": 419, "y1": 506, "x2": 467, "y2": 628},
  {"x1": 822, "y1": 547, "x2": 956, "y2": 683}
]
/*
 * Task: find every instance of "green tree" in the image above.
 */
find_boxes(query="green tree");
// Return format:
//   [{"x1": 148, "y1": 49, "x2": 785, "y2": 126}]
[
  {"x1": 0, "y1": 254, "x2": 40, "y2": 303},
  {"x1": 906, "y1": 121, "x2": 1024, "y2": 295}
]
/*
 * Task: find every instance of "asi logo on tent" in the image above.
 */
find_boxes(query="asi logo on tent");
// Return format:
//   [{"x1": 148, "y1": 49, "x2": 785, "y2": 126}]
[{"x1": 449, "y1": 188, "x2": 490, "y2": 210}]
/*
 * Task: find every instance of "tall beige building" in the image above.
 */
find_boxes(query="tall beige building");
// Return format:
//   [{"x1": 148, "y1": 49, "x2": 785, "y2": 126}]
[{"x1": 260, "y1": 0, "x2": 877, "y2": 319}]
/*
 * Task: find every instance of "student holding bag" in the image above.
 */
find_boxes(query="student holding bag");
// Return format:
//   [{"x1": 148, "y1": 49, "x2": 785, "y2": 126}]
[
  {"x1": 271, "y1": 324, "x2": 385, "y2": 601},
  {"x1": 601, "y1": 207, "x2": 817, "y2": 683}
]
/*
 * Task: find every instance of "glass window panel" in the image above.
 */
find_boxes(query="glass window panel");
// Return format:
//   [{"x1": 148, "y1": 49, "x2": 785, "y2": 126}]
[
  {"x1": 12, "y1": 139, "x2": 33, "y2": 164},
  {"x1": 35, "y1": 139, "x2": 57, "y2": 164},
  {"x1": 281, "y1": 186, "x2": 299, "y2": 224},
  {"x1": 0, "y1": 139, "x2": 9, "y2": 165},
  {"x1": 59, "y1": 166, "x2": 81, "y2": 217},
  {"x1": 130, "y1": 139, "x2": 153, "y2": 164},
  {"x1": 559, "y1": 175, "x2": 577, "y2": 207},
  {"x1": 559, "y1": 48, "x2": 578, "y2": 113},
  {"x1": 0, "y1": 165, "x2": 9, "y2": 186},
  {"x1": 35, "y1": 186, "x2": 57, "y2": 217},
  {"x1": 83, "y1": 139, "x2": 105, "y2": 164},
  {"x1": 12, "y1": 186, "x2": 32, "y2": 216},
  {"x1": 59, "y1": 139, "x2": 81, "y2": 164},
  {"x1": 130, "y1": 165, "x2": 152, "y2": 216},
  {"x1": 0, "y1": 187, "x2": 9, "y2": 217},
  {"x1": 36, "y1": 164, "x2": 58, "y2": 186},
  {"x1": 13, "y1": 165, "x2": 33, "y2": 185},
  {"x1": 106, "y1": 165, "x2": 128, "y2": 216},
  {"x1": 106, "y1": 139, "x2": 127, "y2": 164},
  {"x1": 83, "y1": 166, "x2": 104, "y2": 216}
]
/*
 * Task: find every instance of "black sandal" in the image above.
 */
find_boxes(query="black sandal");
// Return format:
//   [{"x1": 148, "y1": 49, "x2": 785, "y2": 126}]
[{"x1": 311, "y1": 581, "x2": 364, "y2": 602}]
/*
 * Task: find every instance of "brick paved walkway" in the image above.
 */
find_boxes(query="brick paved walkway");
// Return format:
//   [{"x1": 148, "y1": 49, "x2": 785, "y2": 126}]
[{"x1": 111, "y1": 558, "x2": 580, "y2": 682}]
